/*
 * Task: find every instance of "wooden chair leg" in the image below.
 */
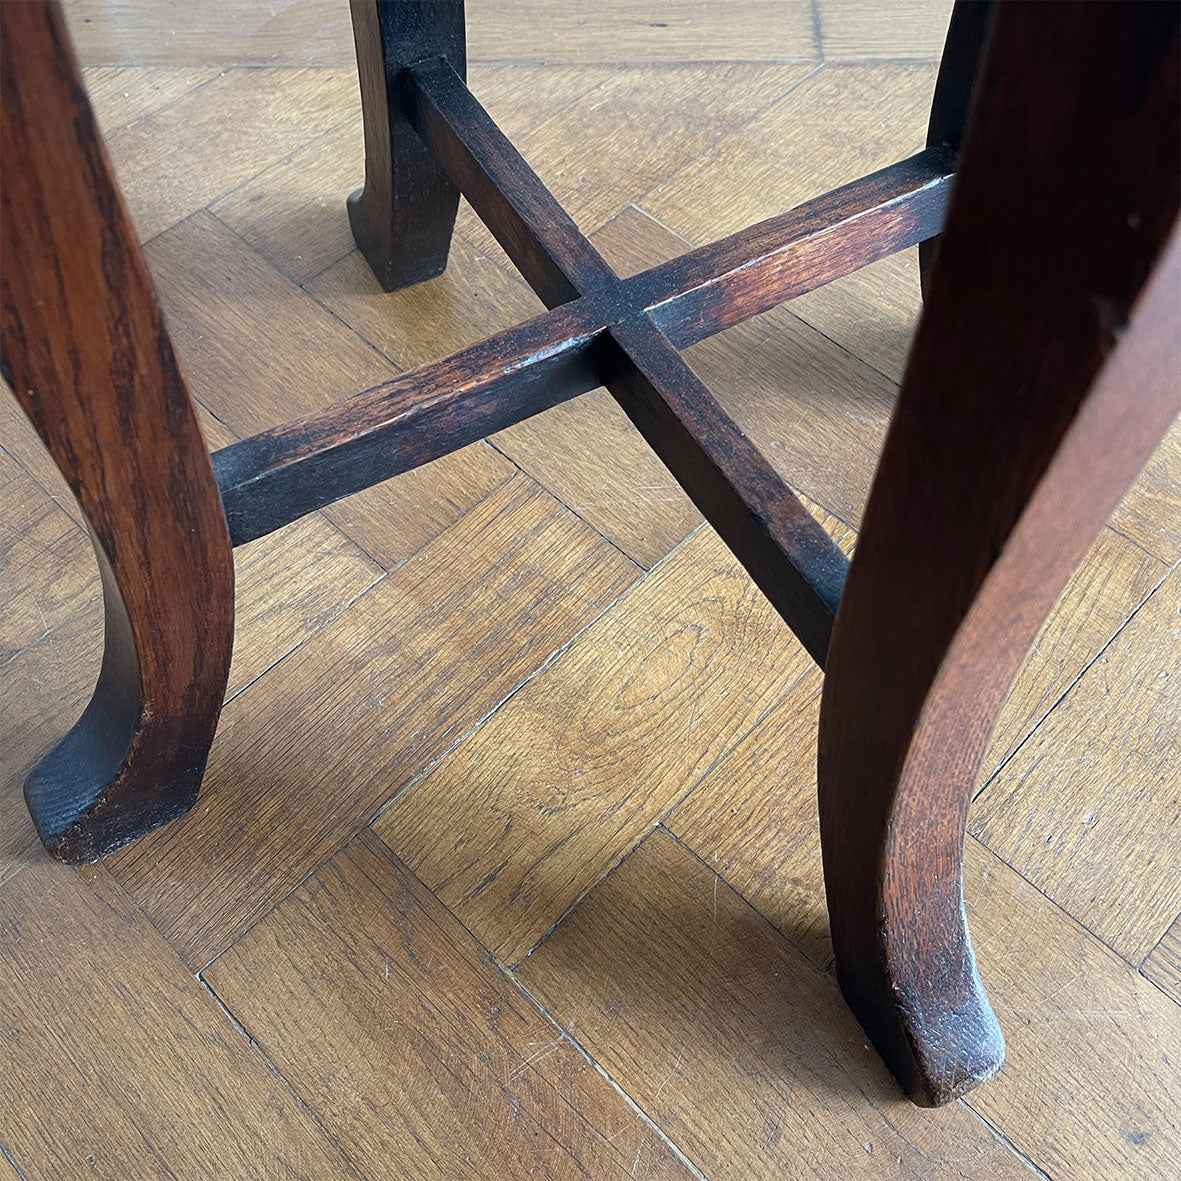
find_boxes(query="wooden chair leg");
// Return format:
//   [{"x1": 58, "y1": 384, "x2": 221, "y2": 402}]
[
  {"x1": 817, "y1": 1, "x2": 1179, "y2": 1105},
  {"x1": 347, "y1": 0, "x2": 467, "y2": 291},
  {"x1": 918, "y1": 0, "x2": 993, "y2": 296},
  {"x1": 0, "y1": 1, "x2": 235, "y2": 864}
]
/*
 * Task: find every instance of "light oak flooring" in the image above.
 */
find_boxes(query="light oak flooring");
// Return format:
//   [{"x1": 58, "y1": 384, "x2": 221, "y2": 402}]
[{"x1": 2, "y1": 2, "x2": 1178, "y2": 1178}]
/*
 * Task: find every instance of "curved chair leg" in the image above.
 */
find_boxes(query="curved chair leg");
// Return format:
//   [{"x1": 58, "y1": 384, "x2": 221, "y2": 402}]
[
  {"x1": 0, "y1": 2, "x2": 234, "y2": 864},
  {"x1": 347, "y1": 0, "x2": 466, "y2": 291},
  {"x1": 818, "y1": 2, "x2": 1179, "y2": 1105}
]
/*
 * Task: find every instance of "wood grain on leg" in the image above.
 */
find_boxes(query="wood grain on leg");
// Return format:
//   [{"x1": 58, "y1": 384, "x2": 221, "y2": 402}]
[
  {"x1": 347, "y1": 0, "x2": 466, "y2": 291},
  {"x1": 818, "y1": 0, "x2": 1180, "y2": 1105},
  {"x1": 0, "y1": 1, "x2": 234, "y2": 863}
]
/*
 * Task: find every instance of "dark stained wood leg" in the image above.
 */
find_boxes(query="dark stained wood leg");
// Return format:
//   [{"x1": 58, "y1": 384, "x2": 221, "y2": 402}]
[
  {"x1": 347, "y1": 0, "x2": 466, "y2": 291},
  {"x1": 0, "y1": 1, "x2": 235, "y2": 864},
  {"x1": 918, "y1": 0, "x2": 994, "y2": 296},
  {"x1": 817, "y1": 1, "x2": 1179, "y2": 1105}
]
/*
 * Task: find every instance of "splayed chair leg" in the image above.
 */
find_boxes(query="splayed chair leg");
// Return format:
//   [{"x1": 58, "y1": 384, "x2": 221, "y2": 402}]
[
  {"x1": 817, "y1": 0, "x2": 1179, "y2": 1106},
  {"x1": 1, "y1": 1, "x2": 235, "y2": 864}
]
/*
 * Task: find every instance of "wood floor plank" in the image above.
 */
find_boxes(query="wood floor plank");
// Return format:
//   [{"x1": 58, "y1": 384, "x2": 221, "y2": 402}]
[
  {"x1": 640, "y1": 64, "x2": 936, "y2": 244},
  {"x1": 203, "y1": 829, "x2": 694, "y2": 1180},
  {"x1": 682, "y1": 308, "x2": 896, "y2": 528},
  {"x1": 0, "y1": 475, "x2": 97, "y2": 665},
  {"x1": 666, "y1": 669, "x2": 830, "y2": 965},
  {"x1": 373, "y1": 514, "x2": 854, "y2": 966},
  {"x1": 212, "y1": 65, "x2": 617, "y2": 284},
  {"x1": 64, "y1": 0, "x2": 357, "y2": 68},
  {"x1": 0, "y1": 857, "x2": 355, "y2": 1179},
  {"x1": 105, "y1": 476, "x2": 638, "y2": 969},
  {"x1": 318, "y1": 441, "x2": 516, "y2": 573},
  {"x1": 465, "y1": 0, "x2": 817, "y2": 65},
  {"x1": 459, "y1": 63, "x2": 814, "y2": 264},
  {"x1": 517, "y1": 830, "x2": 1035, "y2": 1180},
  {"x1": 304, "y1": 234, "x2": 544, "y2": 372},
  {"x1": 146, "y1": 210, "x2": 393, "y2": 431},
  {"x1": 960, "y1": 841, "x2": 1180, "y2": 1181},
  {"x1": 0, "y1": 387, "x2": 83, "y2": 526},
  {"x1": 146, "y1": 210, "x2": 514, "y2": 569},
  {"x1": 784, "y1": 247, "x2": 922, "y2": 383},
  {"x1": 972, "y1": 572, "x2": 1181, "y2": 965},
  {"x1": 814, "y1": 0, "x2": 953, "y2": 62},
  {"x1": 1142, "y1": 913, "x2": 1181, "y2": 1004},
  {"x1": 103, "y1": 66, "x2": 360, "y2": 241},
  {"x1": 1110, "y1": 416, "x2": 1180, "y2": 564},
  {"x1": 493, "y1": 386, "x2": 702, "y2": 569},
  {"x1": 667, "y1": 526, "x2": 1166, "y2": 968},
  {"x1": 81, "y1": 65, "x2": 221, "y2": 132}
]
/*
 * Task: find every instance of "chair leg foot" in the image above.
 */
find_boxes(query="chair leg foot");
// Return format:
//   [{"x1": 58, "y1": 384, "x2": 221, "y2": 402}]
[
  {"x1": 1, "y1": 0, "x2": 235, "y2": 865},
  {"x1": 348, "y1": 0, "x2": 466, "y2": 291}
]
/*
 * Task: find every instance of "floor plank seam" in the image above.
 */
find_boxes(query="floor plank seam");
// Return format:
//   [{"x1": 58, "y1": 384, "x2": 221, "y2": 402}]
[
  {"x1": 0, "y1": 1141, "x2": 31, "y2": 1181},
  {"x1": 810, "y1": 0, "x2": 825, "y2": 62},
  {"x1": 627, "y1": 61, "x2": 827, "y2": 234},
  {"x1": 194, "y1": 974, "x2": 372, "y2": 1181},
  {"x1": 961, "y1": 1101, "x2": 1055, "y2": 1180},
  {"x1": 1136, "y1": 965, "x2": 1181, "y2": 1010},
  {"x1": 658, "y1": 822, "x2": 835, "y2": 973},
  {"x1": 500, "y1": 960, "x2": 711, "y2": 1181},
  {"x1": 485, "y1": 437, "x2": 645, "y2": 569},
  {"x1": 508, "y1": 821, "x2": 674, "y2": 971},
  {"x1": 219, "y1": 564, "x2": 387, "y2": 709},
  {"x1": 970, "y1": 558, "x2": 1174, "y2": 809}
]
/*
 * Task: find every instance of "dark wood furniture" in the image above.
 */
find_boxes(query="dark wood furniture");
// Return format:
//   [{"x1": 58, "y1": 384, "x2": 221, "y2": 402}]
[{"x1": 2, "y1": 0, "x2": 1177, "y2": 1107}]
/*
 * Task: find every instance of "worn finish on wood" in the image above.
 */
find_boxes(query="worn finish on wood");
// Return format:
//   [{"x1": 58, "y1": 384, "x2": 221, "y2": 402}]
[
  {"x1": 347, "y1": 0, "x2": 466, "y2": 290},
  {"x1": 0, "y1": 1, "x2": 235, "y2": 864},
  {"x1": 213, "y1": 300, "x2": 608, "y2": 544},
  {"x1": 818, "y1": 0, "x2": 1180, "y2": 1105}
]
